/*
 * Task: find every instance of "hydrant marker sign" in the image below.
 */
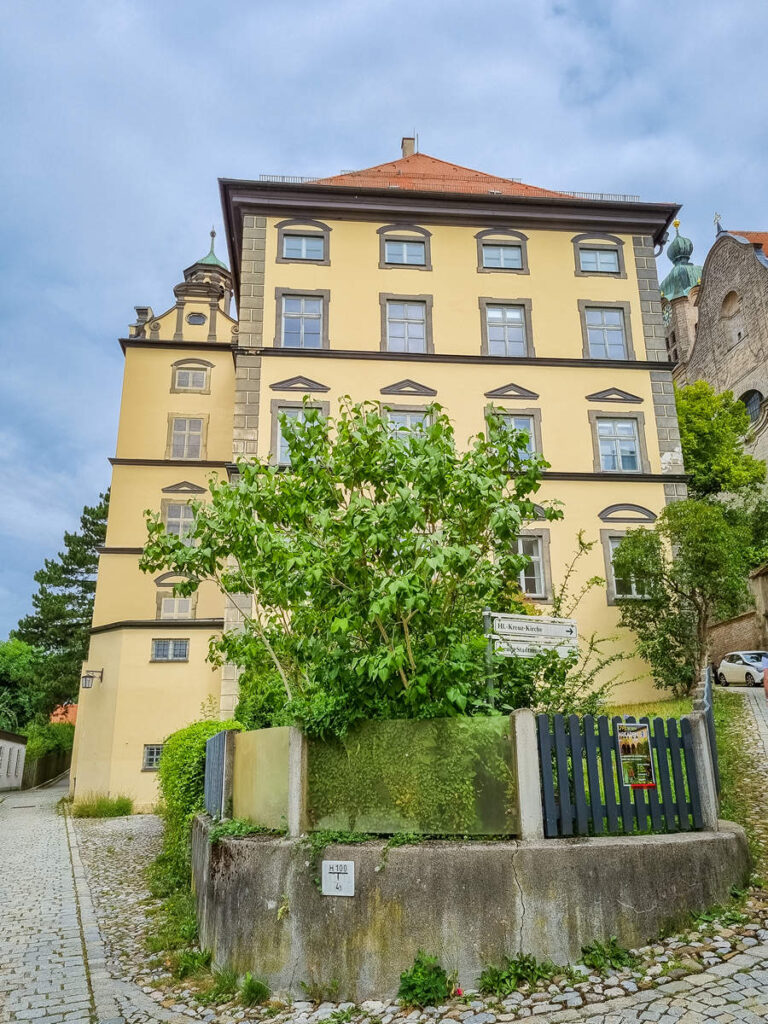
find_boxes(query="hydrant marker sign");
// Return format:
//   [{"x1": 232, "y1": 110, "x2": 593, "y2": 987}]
[{"x1": 616, "y1": 723, "x2": 656, "y2": 789}]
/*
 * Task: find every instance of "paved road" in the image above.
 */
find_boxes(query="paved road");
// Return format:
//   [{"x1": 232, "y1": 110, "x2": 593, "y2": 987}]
[{"x1": 1, "y1": 689, "x2": 768, "y2": 1024}]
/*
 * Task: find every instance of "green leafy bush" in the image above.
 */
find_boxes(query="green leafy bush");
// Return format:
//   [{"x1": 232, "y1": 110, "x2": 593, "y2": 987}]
[
  {"x1": 240, "y1": 972, "x2": 270, "y2": 1006},
  {"x1": 71, "y1": 794, "x2": 133, "y2": 818},
  {"x1": 142, "y1": 400, "x2": 561, "y2": 737},
  {"x1": 478, "y1": 953, "x2": 557, "y2": 995},
  {"x1": 581, "y1": 937, "x2": 637, "y2": 972},
  {"x1": 23, "y1": 721, "x2": 75, "y2": 761},
  {"x1": 398, "y1": 951, "x2": 453, "y2": 1006},
  {"x1": 150, "y1": 718, "x2": 242, "y2": 894}
]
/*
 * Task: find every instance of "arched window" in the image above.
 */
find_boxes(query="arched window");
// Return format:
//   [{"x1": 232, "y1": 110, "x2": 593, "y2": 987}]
[
  {"x1": 720, "y1": 291, "x2": 746, "y2": 348},
  {"x1": 740, "y1": 390, "x2": 763, "y2": 423}
]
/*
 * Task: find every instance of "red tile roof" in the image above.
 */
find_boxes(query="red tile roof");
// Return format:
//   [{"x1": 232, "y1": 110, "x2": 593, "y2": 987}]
[
  {"x1": 734, "y1": 231, "x2": 768, "y2": 253},
  {"x1": 315, "y1": 152, "x2": 570, "y2": 199},
  {"x1": 50, "y1": 704, "x2": 78, "y2": 724}
]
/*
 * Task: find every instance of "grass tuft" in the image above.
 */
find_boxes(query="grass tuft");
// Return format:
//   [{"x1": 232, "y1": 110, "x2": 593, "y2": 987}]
[
  {"x1": 240, "y1": 972, "x2": 270, "y2": 1006},
  {"x1": 71, "y1": 793, "x2": 133, "y2": 818}
]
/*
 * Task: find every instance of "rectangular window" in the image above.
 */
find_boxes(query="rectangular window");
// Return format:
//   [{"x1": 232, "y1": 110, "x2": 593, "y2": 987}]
[
  {"x1": 608, "y1": 537, "x2": 644, "y2": 598},
  {"x1": 384, "y1": 240, "x2": 426, "y2": 265},
  {"x1": 597, "y1": 418, "x2": 640, "y2": 472},
  {"x1": 276, "y1": 407, "x2": 308, "y2": 465},
  {"x1": 170, "y1": 417, "x2": 203, "y2": 459},
  {"x1": 486, "y1": 305, "x2": 527, "y2": 357},
  {"x1": 151, "y1": 639, "x2": 189, "y2": 662},
  {"x1": 579, "y1": 248, "x2": 620, "y2": 273},
  {"x1": 174, "y1": 367, "x2": 207, "y2": 390},
  {"x1": 282, "y1": 295, "x2": 323, "y2": 348},
  {"x1": 143, "y1": 744, "x2": 163, "y2": 770},
  {"x1": 165, "y1": 503, "x2": 194, "y2": 541},
  {"x1": 517, "y1": 535, "x2": 545, "y2": 598},
  {"x1": 500, "y1": 413, "x2": 535, "y2": 455},
  {"x1": 585, "y1": 307, "x2": 627, "y2": 359},
  {"x1": 283, "y1": 234, "x2": 324, "y2": 261},
  {"x1": 387, "y1": 410, "x2": 428, "y2": 440},
  {"x1": 482, "y1": 244, "x2": 523, "y2": 270},
  {"x1": 159, "y1": 596, "x2": 192, "y2": 620},
  {"x1": 386, "y1": 301, "x2": 427, "y2": 353}
]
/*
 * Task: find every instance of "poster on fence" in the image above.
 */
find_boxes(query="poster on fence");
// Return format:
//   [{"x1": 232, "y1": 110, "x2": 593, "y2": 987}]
[{"x1": 616, "y1": 723, "x2": 656, "y2": 789}]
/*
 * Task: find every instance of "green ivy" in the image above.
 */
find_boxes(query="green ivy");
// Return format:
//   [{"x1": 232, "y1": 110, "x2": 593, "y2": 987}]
[{"x1": 149, "y1": 718, "x2": 242, "y2": 894}]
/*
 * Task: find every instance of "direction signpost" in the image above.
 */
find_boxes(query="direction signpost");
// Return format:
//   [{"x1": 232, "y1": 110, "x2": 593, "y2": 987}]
[{"x1": 485, "y1": 611, "x2": 579, "y2": 660}]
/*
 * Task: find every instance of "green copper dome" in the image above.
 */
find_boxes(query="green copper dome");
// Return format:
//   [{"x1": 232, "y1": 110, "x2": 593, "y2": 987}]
[
  {"x1": 196, "y1": 228, "x2": 228, "y2": 269},
  {"x1": 659, "y1": 220, "x2": 702, "y2": 301}
]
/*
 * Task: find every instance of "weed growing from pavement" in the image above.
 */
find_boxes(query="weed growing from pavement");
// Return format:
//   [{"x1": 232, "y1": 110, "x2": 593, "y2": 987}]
[{"x1": 580, "y1": 937, "x2": 638, "y2": 972}]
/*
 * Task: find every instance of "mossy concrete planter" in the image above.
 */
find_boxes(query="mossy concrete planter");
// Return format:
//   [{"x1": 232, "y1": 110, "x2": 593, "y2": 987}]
[{"x1": 191, "y1": 816, "x2": 749, "y2": 1002}]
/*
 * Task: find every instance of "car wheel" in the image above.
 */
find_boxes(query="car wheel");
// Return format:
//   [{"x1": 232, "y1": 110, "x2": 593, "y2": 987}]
[
  {"x1": 718, "y1": 672, "x2": 729, "y2": 686},
  {"x1": 746, "y1": 672, "x2": 759, "y2": 687}
]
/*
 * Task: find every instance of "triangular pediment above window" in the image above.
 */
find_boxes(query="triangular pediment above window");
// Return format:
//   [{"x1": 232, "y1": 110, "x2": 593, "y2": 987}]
[
  {"x1": 585, "y1": 387, "x2": 643, "y2": 403},
  {"x1": 379, "y1": 379, "x2": 438, "y2": 396},
  {"x1": 484, "y1": 382, "x2": 539, "y2": 400},
  {"x1": 161, "y1": 480, "x2": 206, "y2": 494},
  {"x1": 270, "y1": 375, "x2": 330, "y2": 393}
]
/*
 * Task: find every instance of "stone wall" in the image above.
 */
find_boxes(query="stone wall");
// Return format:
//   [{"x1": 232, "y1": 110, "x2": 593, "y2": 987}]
[
  {"x1": 709, "y1": 611, "x2": 765, "y2": 668},
  {"x1": 682, "y1": 234, "x2": 768, "y2": 463},
  {"x1": 192, "y1": 819, "x2": 749, "y2": 1001}
]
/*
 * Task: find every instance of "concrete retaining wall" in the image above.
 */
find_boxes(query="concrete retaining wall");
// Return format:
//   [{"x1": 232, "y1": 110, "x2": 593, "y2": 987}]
[{"x1": 191, "y1": 816, "x2": 749, "y2": 1001}]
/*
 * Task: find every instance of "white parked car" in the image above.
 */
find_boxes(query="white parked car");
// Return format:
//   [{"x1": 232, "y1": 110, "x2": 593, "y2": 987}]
[{"x1": 716, "y1": 651, "x2": 768, "y2": 687}]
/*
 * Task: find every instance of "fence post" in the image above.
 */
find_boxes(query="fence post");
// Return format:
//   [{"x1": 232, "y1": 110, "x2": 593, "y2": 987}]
[
  {"x1": 511, "y1": 709, "x2": 544, "y2": 841},
  {"x1": 287, "y1": 727, "x2": 309, "y2": 837},
  {"x1": 220, "y1": 730, "x2": 237, "y2": 820},
  {"x1": 684, "y1": 711, "x2": 719, "y2": 831}
]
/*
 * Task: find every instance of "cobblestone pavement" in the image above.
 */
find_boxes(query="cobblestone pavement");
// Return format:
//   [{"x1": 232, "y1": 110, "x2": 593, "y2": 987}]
[{"x1": 3, "y1": 687, "x2": 768, "y2": 1024}]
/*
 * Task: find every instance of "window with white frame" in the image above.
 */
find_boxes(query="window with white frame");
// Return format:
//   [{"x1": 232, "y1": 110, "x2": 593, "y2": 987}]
[
  {"x1": 151, "y1": 638, "x2": 189, "y2": 662},
  {"x1": 170, "y1": 417, "x2": 203, "y2": 459},
  {"x1": 386, "y1": 301, "x2": 427, "y2": 353},
  {"x1": 517, "y1": 535, "x2": 546, "y2": 598},
  {"x1": 143, "y1": 744, "x2": 163, "y2": 770},
  {"x1": 499, "y1": 413, "x2": 536, "y2": 455},
  {"x1": 608, "y1": 536, "x2": 644, "y2": 598},
  {"x1": 165, "y1": 503, "x2": 194, "y2": 541},
  {"x1": 384, "y1": 239, "x2": 426, "y2": 266},
  {"x1": 159, "y1": 596, "x2": 193, "y2": 620},
  {"x1": 486, "y1": 305, "x2": 527, "y2": 357},
  {"x1": 282, "y1": 295, "x2": 323, "y2": 348},
  {"x1": 579, "y1": 248, "x2": 620, "y2": 273},
  {"x1": 597, "y1": 418, "x2": 640, "y2": 472},
  {"x1": 283, "y1": 234, "x2": 324, "y2": 261},
  {"x1": 585, "y1": 308, "x2": 628, "y2": 359},
  {"x1": 277, "y1": 406, "x2": 308, "y2": 465},
  {"x1": 482, "y1": 244, "x2": 523, "y2": 270},
  {"x1": 174, "y1": 365, "x2": 208, "y2": 391},
  {"x1": 387, "y1": 409, "x2": 428, "y2": 440}
]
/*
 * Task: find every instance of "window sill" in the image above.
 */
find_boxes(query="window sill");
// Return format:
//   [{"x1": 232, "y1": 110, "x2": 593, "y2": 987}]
[
  {"x1": 149, "y1": 659, "x2": 189, "y2": 664},
  {"x1": 141, "y1": 767, "x2": 160, "y2": 772}
]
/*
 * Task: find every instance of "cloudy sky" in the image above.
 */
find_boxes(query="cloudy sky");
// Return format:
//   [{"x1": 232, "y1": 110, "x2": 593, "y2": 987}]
[{"x1": 1, "y1": 0, "x2": 766, "y2": 637}]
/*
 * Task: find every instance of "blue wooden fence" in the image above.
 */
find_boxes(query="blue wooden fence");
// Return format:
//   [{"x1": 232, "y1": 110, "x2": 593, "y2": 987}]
[
  {"x1": 536, "y1": 713, "x2": 705, "y2": 838},
  {"x1": 204, "y1": 730, "x2": 228, "y2": 819}
]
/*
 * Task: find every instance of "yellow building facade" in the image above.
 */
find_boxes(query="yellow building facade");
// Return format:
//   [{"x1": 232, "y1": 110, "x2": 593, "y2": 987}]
[{"x1": 73, "y1": 143, "x2": 683, "y2": 808}]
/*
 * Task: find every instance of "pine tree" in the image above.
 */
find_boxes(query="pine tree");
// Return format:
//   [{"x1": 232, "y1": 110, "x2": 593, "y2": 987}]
[{"x1": 14, "y1": 491, "x2": 109, "y2": 718}]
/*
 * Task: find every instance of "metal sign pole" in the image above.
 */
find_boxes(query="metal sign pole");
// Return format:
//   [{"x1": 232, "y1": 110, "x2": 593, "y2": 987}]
[{"x1": 483, "y1": 608, "x2": 495, "y2": 709}]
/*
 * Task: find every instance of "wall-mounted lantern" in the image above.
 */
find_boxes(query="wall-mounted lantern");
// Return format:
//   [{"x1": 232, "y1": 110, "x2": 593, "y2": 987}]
[{"x1": 81, "y1": 669, "x2": 104, "y2": 689}]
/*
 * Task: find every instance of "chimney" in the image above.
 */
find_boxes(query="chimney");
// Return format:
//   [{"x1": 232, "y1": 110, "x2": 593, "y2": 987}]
[{"x1": 401, "y1": 136, "x2": 415, "y2": 158}]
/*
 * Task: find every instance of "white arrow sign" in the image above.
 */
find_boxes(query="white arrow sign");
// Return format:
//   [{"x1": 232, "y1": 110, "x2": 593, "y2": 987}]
[
  {"x1": 487, "y1": 612, "x2": 579, "y2": 660},
  {"x1": 493, "y1": 637, "x2": 578, "y2": 659},
  {"x1": 490, "y1": 612, "x2": 578, "y2": 642}
]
